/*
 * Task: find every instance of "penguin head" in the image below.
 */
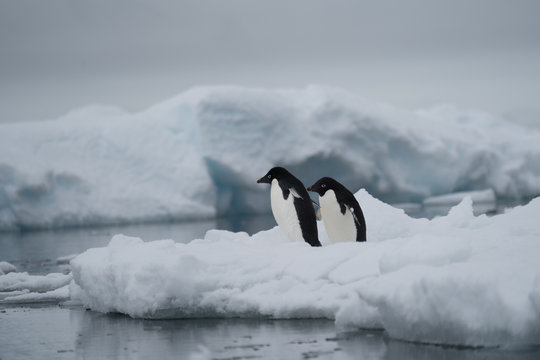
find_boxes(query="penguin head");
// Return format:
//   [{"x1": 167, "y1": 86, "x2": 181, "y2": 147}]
[
  {"x1": 307, "y1": 177, "x2": 339, "y2": 196},
  {"x1": 257, "y1": 167, "x2": 290, "y2": 184}
]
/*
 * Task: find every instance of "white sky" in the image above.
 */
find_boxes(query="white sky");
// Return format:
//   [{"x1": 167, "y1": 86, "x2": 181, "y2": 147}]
[{"x1": 1, "y1": 0, "x2": 539, "y2": 123}]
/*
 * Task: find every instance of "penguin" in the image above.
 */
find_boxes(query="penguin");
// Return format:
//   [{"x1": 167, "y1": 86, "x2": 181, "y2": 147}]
[
  {"x1": 257, "y1": 167, "x2": 321, "y2": 247},
  {"x1": 307, "y1": 177, "x2": 366, "y2": 243}
]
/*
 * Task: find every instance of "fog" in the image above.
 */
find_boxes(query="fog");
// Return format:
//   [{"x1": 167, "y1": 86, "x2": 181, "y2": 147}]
[{"x1": 1, "y1": 0, "x2": 539, "y2": 123}]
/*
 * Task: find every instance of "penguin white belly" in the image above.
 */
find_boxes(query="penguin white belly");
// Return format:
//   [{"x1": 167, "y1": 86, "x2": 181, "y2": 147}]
[
  {"x1": 320, "y1": 190, "x2": 357, "y2": 243},
  {"x1": 270, "y1": 179, "x2": 303, "y2": 242}
]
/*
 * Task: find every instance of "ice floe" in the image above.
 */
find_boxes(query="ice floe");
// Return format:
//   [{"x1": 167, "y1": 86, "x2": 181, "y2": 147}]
[{"x1": 69, "y1": 190, "x2": 540, "y2": 347}]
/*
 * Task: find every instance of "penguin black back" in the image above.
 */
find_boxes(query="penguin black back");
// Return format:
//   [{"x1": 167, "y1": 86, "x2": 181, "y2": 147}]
[
  {"x1": 257, "y1": 167, "x2": 321, "y2": 247},
  {"x1": 308, "y1": 177, "x2": 366, "y2": 242}
]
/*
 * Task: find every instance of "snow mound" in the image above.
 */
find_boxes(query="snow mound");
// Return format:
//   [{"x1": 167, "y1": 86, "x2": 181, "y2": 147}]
[
  {"x1": 71, "y1": 190, "x2": 540, "y2": 347},
  {"x1": 1, "y1": 86, "x2": 540, "y2": 230}
]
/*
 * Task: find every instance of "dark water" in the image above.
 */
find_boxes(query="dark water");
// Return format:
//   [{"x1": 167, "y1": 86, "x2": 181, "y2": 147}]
[{"x1": 1, "y1": 204, "x2": 539, "y2": 360}]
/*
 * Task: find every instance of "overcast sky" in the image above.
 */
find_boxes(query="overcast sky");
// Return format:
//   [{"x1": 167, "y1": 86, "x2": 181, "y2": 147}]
[{"x1": 1, "y1": 0, "x2": 539, "y2": 123}]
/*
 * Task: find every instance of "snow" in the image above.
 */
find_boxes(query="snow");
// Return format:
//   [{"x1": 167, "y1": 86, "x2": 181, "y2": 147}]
[
  {"x1": 70, "y1": 190, "x2": 540, "y2": 348},
  {"x1": 1, "y1": 86, "x2": 540, "y2": 230}
]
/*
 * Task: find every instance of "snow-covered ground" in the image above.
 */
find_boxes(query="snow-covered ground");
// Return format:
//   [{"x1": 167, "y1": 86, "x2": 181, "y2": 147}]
[{"x1": 1, "y1": 86, "x2": 539, "y2": 230}]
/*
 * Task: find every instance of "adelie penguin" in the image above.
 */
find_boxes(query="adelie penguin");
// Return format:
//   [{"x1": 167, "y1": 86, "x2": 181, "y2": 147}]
[
  {"x1": 257, "y1": 167, "x2": 321, "y2": 247},
  {"x1": 308, "y1": 177, "x2": 366, "y2": 243}
]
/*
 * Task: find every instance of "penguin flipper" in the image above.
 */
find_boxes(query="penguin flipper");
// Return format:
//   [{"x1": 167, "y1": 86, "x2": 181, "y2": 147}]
[
  {"x1": 338, "y1": 198, "x2": 363, "y2": 228},
  {"x1": 289, "y1": 188, "x2": 303, "y2": 200},
  {"x1": 348, "y1": 205, "x2": 362, "y2": 227},
  {"x1": 280, "y1": 187, "x2": 303, "y2": 201}
]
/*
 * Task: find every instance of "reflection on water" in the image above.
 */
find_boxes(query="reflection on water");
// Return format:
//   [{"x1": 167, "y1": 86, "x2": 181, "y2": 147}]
[{"x1": 1, "y1": 306, "x2": 538, "y2": 360}]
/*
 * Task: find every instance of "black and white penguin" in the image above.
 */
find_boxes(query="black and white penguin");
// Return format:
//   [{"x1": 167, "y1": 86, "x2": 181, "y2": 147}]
[
  {"x1": 307, "y1": 177, "x2": 366, "y2": 243},
  {"x1": 257, "y1": 167, "x2": 321, "y2": 247}
]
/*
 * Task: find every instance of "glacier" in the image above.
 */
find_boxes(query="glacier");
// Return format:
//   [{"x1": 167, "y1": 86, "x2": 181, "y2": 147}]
[{"x1": 1, "y1": 86, "x2": 540, "y2": 230}]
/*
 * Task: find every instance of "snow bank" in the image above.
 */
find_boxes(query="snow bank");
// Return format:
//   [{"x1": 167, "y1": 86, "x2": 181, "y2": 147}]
[
  {"x1": 71, "y1": 190, "x2": 540, "y2": 347},
  {"x1": 1, "y1": 86, "x2": 540, "y2": 230}
]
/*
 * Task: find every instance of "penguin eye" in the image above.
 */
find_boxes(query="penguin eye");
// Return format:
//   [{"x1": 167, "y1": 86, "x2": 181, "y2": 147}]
[
  {"x1": 267, "y1": 175, "x2": 271, "y2": 179},
  {"x1": 321, "y1": 184, "x2": 326, "y2": 188}
]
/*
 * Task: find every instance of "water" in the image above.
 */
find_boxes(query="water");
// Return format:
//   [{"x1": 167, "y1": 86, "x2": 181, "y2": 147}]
[
  {"x1": 1, "y1": 204, "x2": 539, "y2": 359},
  {"x1": 2, "y1": 306, "x2": 539, "y2": 360}
]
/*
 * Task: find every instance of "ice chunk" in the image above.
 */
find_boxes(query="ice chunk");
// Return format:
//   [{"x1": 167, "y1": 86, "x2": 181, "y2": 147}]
[
  {"x1": 71, "y1": 190, "x2": 540, "y2": 347},
  {"x1": 423, "y1": 189, "x2": 496, "y2": 206},
  {"x1": 56, "y1": 253, "x2": 79, "y2": 265},
  {"x1": 0, "y1": 272, "x2": 72, "y2": 293},
  {"x1": 0, "y1": 261, "x2": 16, "y2": 275},
  {"x1": 1, "y1": 285, "x2": 69, "y2": 304},
  {"x1": 0, "y1": 271, "x2": 72, "y2": 304}
]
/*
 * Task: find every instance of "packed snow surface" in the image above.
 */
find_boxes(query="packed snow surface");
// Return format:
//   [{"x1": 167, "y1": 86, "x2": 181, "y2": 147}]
[
  {"x1": 71, "y1": 190, "x2": 540, "y2": 347},
  {"x1": 1, "y1": 86, "x2": 540, "y2": 230}
]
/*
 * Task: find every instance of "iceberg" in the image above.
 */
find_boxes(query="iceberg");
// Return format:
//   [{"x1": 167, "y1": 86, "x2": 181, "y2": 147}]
[
  {"x1": 1, "y1": 86, "x2": 540, "y2": 230},
  {"x1": 70, "y1": 190, "x2": 540, "y2": 348}
]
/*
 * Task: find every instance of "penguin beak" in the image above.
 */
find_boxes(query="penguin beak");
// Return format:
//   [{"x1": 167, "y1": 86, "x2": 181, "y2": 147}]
[
  {"x1": 307, "y1": 186, "x2": 313, "y2": 192},
  {"x1": 257, "y1": 176, "x2": 267, "y2": 184}
]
